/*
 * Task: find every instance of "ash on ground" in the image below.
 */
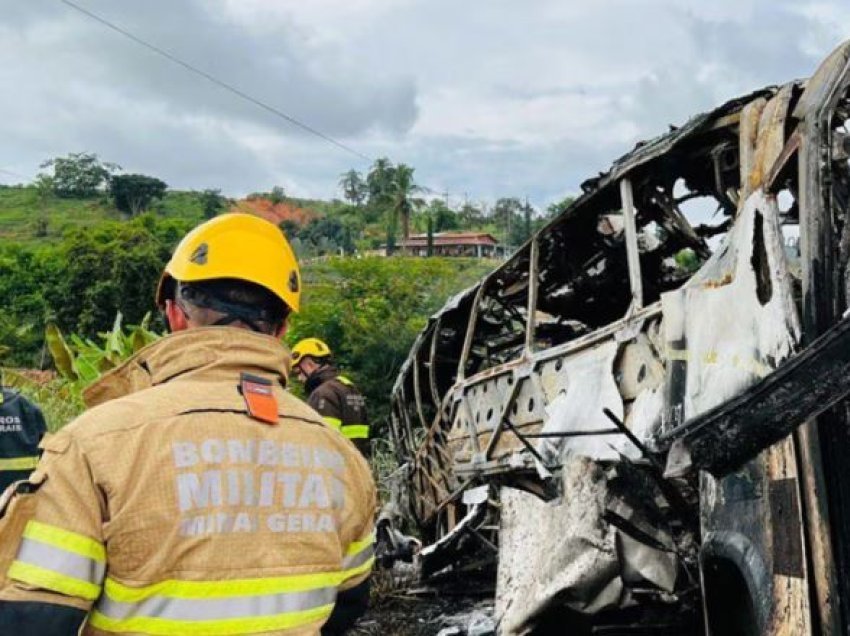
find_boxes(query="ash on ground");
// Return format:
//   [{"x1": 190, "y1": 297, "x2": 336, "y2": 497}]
[{"x1": 352, "y1": 567, "x2": 496, "y2": 636}]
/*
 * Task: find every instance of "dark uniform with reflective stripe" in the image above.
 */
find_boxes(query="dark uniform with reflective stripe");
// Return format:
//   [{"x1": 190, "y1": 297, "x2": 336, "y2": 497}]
[
  {"x1": 305, "y1": 367, "x2": 370, "y2": 459},
  {"x1": 0, "y1": 388, "x2": 46, "y2": 493}
]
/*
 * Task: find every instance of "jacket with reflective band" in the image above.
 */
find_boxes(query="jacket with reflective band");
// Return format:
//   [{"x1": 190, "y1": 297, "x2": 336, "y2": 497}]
[
  {"x1": 0, "y1": 388, "x2": 47, "y2": 493},
  {"x1": 0, "y1": 328, "x2": 376, "y2": 635},
  {"x1": 305, "y1": 367, "x2": 370, "y2": 457}
]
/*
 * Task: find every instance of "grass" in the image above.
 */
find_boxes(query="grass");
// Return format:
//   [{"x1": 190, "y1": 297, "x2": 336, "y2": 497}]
[
  {"x1": 1, "y1": 369, "x2": 84, "y2": 432},
  {"x1": 0, "y1": 186, "x2": 500, "y2": 441},
  {"x1": 0, "y1": 185, "x2": 205, "y2": 246},
  {"x1": 0, "y1": 186, "x2": 117, "y2": 244},
  {"x1": 0, "y1": 186, "x2": 351, "y2": 248}
]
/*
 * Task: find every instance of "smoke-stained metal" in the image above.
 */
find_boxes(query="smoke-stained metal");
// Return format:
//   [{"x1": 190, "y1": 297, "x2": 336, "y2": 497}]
[{"x1": 384, "y1": 40, "x2": 850, "y2": 636}]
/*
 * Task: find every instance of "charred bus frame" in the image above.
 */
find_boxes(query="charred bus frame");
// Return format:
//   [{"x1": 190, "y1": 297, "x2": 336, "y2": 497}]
[{"x1": 389, "y1": 41, "x2": 850, "y2": 635}]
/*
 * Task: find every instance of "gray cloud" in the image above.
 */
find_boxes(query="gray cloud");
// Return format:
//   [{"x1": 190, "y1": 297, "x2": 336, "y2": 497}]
[
  {"x1": 27, "y1": 0, "x2": 417, "y2": 136},
  {"x1": 621, "y1": 0, "x2": 846, "y2": 137},
  {"x1": 1, "y1": 0, "x2": 849, "y2": 206}
]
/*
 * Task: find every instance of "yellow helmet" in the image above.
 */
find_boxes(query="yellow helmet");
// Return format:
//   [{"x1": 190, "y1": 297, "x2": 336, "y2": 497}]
[
  {"x1": 291, "y1": 338, "x2": 332, "y2": 365},
  {"x1": 156, "y1": 213, "x2": 301, "y2": 312}
]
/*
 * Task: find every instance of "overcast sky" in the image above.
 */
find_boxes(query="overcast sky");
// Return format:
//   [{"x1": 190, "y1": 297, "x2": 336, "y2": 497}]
[{"x1": 2, "y1": 0, "x2": 849, "y2": 209}]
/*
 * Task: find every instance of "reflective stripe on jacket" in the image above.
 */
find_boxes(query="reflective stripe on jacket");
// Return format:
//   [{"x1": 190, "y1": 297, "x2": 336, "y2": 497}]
[
  {"x1": 0, "y1": 388, "x2": 46, "y2": 493},
  {"x1": 305, "y1": 367, "x2": 370, "y2": 458},
  {"x1": 0, "y1": 328, "x2": 376, "y2": 636}
]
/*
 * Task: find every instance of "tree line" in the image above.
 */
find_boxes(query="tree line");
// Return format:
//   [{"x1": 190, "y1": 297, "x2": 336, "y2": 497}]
[
  {"x1": 1, "y1": 151, "x2": 576, "y2": 430},
  {"x1": 337, "y1": 158, "x2": 569, "y2": 253},
  {"x1": 0, "y1": 213, "x2": 492, "y2": 433},
  {"x1": 27, "y1": 152, "x2": 571, "y2": 257}
]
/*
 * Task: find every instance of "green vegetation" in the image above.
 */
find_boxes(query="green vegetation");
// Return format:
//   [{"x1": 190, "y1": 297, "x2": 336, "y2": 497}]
[
  {"x1": 47, "y1": 312, "x2": 159, "y2": 386},
  {"x1": 110, "y1": 174, "x2": 168, "y2": 216},
  {"x1": 39, "y1": 152, "x2": 120, "y2": 199},
  {"x1": 288, "y1": 257, "x2": 494, "y2": 431},
  {"x1": 3, "y1": 313, "x2": 160, "y2": 432},
  {"x1": 0, "y1": 153, "x2": 569, "y2": 252},
  {"x1": 3, "y1": 250, "x2": 491, "y2": 435},
  {"x1": 3, "y1": 371, "x2": 84, "y2": 433},
  {"x1": 0, "y1": 151, "x2": 573, "y2": 439},
  {"x1": 0, "y1": 212, "x2": 194, "y2": 368},
  {"x1": 0, "y1": 184, "x2": 205, "y2": 245}
]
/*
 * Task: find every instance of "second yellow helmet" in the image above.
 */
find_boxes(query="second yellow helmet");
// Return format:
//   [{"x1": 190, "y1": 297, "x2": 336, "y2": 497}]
[{"x1": 291, "y1": 338, "x2": 332, "y2": 365}]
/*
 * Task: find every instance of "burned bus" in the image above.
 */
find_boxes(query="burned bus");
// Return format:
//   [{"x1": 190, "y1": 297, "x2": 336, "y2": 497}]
[{"x1": 387, "y1": 40, "x2": 850, "y2": 634}]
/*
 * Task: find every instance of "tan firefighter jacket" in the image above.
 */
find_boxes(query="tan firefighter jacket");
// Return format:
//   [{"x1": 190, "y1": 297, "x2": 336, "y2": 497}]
[{"x1": 0, "y1": 327, "x2": 376, "y2": 635}]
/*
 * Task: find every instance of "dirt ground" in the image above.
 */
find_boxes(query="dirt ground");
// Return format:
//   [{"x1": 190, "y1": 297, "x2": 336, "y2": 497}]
[
  {"x1": 352, "y1": 595, "x2": 495, "y2": 636},
  {"x1": 351, "y1": 596, "x2": 495, "y2": 636},
  {"x1": 351, "y1": 568, "x2": 496, "y2": 636}
]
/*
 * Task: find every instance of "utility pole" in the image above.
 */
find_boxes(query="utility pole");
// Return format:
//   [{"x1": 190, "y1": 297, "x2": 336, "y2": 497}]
[{"x1": 506, "y1": 201, "x2": 511, "y2": 255}]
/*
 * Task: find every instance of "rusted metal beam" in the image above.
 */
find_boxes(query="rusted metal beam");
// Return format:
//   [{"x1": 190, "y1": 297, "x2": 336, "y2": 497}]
[
  {"x1": 799, "y1": 47, "x2": 850, "y2": 633},
  {"x1": 458, "y1": 276, "x2": 491, "y2": 381},
  {"x1": 427, "y1": 320, "x2": 442, "y2": 408},
  {"x1": 525, "y1": 238, "x2": 540, "y2": 354},
  {"x1": 397, "y1": 383, "x2": 418, "y2": 459},
  {"x1": 412, "y1": 344, "x2": 429, "y2": 430},
  {"x1": 482, "y1": 373, "x2": 522, "y2": 461},
  {"x1": 764, "y1": 129, "x2": 801, "y2": 192},
  {"x1": 460, "y1": 394, "x2": 483, "y2": 455},
  {"x1": 619, "y1": 178, "x2": 644, "y2": 310}
]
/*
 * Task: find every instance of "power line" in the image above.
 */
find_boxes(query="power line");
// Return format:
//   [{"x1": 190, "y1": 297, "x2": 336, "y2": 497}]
[
  {"x1": 57, "y1": 0, "x2": 373, "y2": 163},
  {"x1": 0, "y1": 168, "x2": 29, "y2": 181},
  {"x1": 56, "y1": 1, "x2": 485, "y2": 209}
]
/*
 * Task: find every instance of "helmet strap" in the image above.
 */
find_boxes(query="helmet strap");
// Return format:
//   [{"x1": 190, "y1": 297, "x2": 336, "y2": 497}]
[{"x1": 177, "y1": 282, "x2": 275, "y2": 334}]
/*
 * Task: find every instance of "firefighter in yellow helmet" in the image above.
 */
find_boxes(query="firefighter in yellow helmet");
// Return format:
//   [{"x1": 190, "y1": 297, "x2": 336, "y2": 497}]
[
  {"x1": 0, "y1": 214, "x2": 376, "y2": 635},
  {"x1": 291, "y1": 339, "x2": 371, "y2": 459}
]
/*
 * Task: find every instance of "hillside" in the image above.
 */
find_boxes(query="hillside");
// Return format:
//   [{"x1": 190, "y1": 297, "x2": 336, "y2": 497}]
[
  {"x1": 0, "y1": 185, "x2": 206, "y2": 245},
  {"x1": 0, "y1": 184, "x2": 497, "y2": 433}
]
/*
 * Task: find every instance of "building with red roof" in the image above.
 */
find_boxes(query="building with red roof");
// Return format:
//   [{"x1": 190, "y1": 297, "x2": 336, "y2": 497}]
[{"x1": 395, "y1": 231, "x2": 502, "y2": 257}]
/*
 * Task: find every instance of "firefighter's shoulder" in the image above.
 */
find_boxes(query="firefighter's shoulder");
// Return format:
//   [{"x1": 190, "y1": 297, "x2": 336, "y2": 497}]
[{"x1": 59, "y1": 385, "x2": 177, "y2": 443}]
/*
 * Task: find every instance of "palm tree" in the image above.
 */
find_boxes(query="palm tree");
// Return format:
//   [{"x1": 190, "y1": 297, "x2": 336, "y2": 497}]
[
  {"x1": 390, "y1": 164, "x2": 424, "y2": 245},
  {"x1": 366, "y1": 157, "x2": 395, "y2": 207},
  {"x1": 338, "y1": 169, "x2": 365, "y2": 206}
]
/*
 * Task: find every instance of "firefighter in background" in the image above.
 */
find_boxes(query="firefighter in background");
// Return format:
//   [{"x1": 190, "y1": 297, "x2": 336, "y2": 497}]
[
  {"x1": 0, "y1": 377, "x2": 46, "y2": 493},
  {"x1": 291, "y1": 339, "x2": 371, "y2": 459},
  {"x1": 0, "y1": 213, "x2": 376, "y2": 635}
]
